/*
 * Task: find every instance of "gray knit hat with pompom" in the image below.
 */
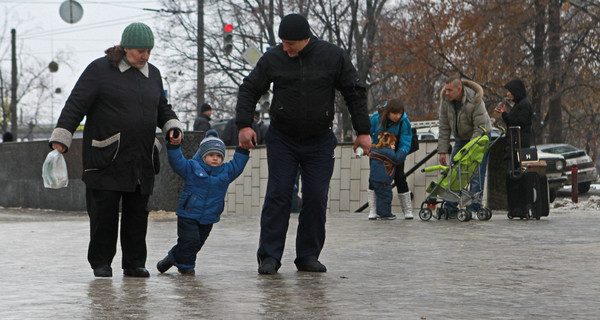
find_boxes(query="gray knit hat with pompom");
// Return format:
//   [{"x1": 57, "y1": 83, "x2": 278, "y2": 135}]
[{"x1": 199, "y1": 129, "x2": 225, "y2": 159}]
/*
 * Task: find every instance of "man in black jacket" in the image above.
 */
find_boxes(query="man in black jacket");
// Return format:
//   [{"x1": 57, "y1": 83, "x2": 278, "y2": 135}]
[
  {"x1": 193, "y1": 103, "x2": 212, "y2": 134},
  {"x1": 49, "y1": 22, "x2": 184, "y2": 278},
  {"x1": 235, "y1": 14, "x2": 371, "y2": 275}
]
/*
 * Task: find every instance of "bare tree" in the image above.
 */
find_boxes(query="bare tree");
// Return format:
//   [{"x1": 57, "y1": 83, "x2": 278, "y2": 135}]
[
  {"x1": 531, "y1": 0, "x2": 546, "y2": 143},
  {"x1": 154, "y1": 0, "x2": 392, "y2": 141},
  {"x1": 152, "y1": 0, "x2": 600, "y2": 156},
  {"x1": 308, "y1": 0, "x2": 389, "y2": 140},
  {"x1": 0, "y1": 10, "x2": 69, "y2": 139},
  {"x1": 546, "y1": 0, "x2": 562, "y2": 143},
  {"x1": 378, "y1": 0, "x2": 600, "y2": 152}
]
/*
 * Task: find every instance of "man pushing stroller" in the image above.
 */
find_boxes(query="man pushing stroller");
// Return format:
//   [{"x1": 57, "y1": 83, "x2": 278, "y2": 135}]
[{"x1": 438, "y1": 76, "x2": 492, "y2": 217}]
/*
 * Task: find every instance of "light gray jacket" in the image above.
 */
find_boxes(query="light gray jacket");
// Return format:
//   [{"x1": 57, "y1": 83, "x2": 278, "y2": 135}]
[{"x1": 438, "y1": 79, "x2": 492, "y2": 154}]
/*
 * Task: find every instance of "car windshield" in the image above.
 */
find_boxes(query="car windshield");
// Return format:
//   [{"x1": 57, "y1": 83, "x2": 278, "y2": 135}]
[{"x1": 541, "y1": 145, "x2": 578, "y2": 154}]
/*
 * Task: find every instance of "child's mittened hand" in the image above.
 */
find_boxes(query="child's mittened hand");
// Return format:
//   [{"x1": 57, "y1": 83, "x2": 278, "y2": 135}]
[
  {"x1": 172, "y1": 129, "x2": 180, "y2": 139},
  {"x1": 168, "y1": 129, "x2": 182, "y2": 145}
]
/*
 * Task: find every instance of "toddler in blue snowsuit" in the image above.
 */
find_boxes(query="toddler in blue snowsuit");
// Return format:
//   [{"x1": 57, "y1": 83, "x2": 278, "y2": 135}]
[
  {"x1": 157, "y1": 129, "x2": 249, "y2": 275},
  {"x1": 369, "y1": 137, "x2": 407, "y2": 220}
]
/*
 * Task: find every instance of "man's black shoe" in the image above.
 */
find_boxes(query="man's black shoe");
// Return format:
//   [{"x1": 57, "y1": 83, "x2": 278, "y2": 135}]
[
  {"x1": 157, "y1": 256, "x2": 173, "y2": 273},
  {"x1": 93, "y1": 265, "x2": 112, "y2": 277},
  {"x1": 123, "y1": 267, "x2": 150, "y2": 278},
  {"x1": 258, "y1": 257, "x2": 279, "y2": 275},
  {"x1": 296, "y1": 258, "x2": 327, "y2": 272}
]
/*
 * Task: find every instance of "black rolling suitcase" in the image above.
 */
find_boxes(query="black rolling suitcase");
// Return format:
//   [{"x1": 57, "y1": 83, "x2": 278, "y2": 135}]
[
  {"x1": 506, "y1": 127, "x2": 550, "y2": 220},
  {"x1": 506, "y1": 171, "x2": 550, "y2": 219}
]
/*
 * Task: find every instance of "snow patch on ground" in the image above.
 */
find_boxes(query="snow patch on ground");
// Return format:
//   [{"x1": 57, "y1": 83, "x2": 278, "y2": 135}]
[{"x1": 552, "y1": 196, "x2": 600, "y2": 211}]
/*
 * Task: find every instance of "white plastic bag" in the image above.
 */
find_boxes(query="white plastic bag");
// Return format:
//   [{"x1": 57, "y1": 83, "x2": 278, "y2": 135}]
[{"x1": 42, "y1": 149, "x2": 69, "y2": 189}]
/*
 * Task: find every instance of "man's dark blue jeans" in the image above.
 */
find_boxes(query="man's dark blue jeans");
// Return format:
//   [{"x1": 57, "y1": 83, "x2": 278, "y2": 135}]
[
  {"x1": 257, "y1": 126, "x2": 337, "y2": 266},
  {"x1": 444, "y1": 137, "x2": 489, "y2": 215}
]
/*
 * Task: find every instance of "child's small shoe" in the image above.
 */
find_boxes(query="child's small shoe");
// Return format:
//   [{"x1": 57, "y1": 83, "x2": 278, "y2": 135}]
[
  {"x1": 379, "y1": 214, "x2": 397, "y2": 220},
  {"x1": 178, "y1": 268, "x2": 195, "y2": 276},
  {"x1": 157, "y1": 255, "x2": 173, "y2": 273}
]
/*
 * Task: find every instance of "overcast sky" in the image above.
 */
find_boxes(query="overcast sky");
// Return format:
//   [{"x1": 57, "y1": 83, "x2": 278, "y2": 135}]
[{"x1": 1, "y1": 0, "x2": 165, "y2": 123}]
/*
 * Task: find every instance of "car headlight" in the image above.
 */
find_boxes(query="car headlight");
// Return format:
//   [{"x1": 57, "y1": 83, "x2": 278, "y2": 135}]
[{"x1": 556, "y1": 160, "x2": 564, "y2": 171}]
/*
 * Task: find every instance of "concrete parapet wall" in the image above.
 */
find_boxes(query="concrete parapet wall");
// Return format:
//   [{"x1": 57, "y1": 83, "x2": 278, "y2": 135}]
[{"x1": 0, "y1": 133, "x2": 501, "y2": 215}]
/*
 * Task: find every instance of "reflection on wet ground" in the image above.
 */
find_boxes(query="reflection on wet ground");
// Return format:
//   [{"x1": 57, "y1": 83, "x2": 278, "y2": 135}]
[{"x1": 1, "y1": 208, "x2": 599, "y2": 319}]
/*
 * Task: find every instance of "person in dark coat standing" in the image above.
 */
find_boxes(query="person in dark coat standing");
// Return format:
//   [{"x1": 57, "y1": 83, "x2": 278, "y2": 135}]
[
  {"x1": 235, "y1": 14, "x2": 371, "y2": 275},
  {"x1": 193, "y1": 103, "x2": 212, "y2": 133},
  {"x1": 49, "y1": 22, "x2": 184, "y2": 278},
  {"x1": 495, "y1": 78, "x2": 533, "y2": 170},
  {"x1": 222, "y1": 112, "x2": 262, "y2": 146},
  {"x1": 2, "y1": 132, "x2": 13, "y2": 142}
]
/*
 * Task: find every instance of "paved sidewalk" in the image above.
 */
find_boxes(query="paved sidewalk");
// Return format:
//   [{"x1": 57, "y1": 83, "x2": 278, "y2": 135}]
[{"x1": 1, "y1": 207, "x2": 599, "y2": 319}]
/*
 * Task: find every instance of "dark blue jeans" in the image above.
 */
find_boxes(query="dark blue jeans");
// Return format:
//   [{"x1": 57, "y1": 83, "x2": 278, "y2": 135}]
[
  {"x1": 168, "y1": 217, "x2": 213, "y2": 269},
  {"x1": 371, "y1": 181, "x2": 394, "y2": 218},
  {"x1": 257, "y1": 127, "x2": 337, "y2": 266}
]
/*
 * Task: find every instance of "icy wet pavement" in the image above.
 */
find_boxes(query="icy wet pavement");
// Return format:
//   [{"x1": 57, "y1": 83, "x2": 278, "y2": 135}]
[{"x1": 1, "y1": 207, "x2": 599, "y2": 319}]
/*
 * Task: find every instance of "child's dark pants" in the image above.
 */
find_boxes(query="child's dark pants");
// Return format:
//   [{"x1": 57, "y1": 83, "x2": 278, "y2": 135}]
[{"x1": 169, "y1": 217, "x2": 213, "y2": 269}]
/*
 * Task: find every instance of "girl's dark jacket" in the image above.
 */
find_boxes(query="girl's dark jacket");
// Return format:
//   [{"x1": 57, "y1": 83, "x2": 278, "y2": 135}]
[
  {"x1": 49, "y1": 56, "x2": 183, "y2": 195},
  {"x1": 503, "y1": 79, "x2": 533, "y2": 148},
  {"x1": 235, "y1": 35, "x2": 370, "y2": 141}
]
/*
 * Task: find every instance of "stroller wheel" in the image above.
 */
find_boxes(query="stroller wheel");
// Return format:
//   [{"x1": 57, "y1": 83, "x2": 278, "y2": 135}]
[
  {"x1": 485, "y1": 208, "x2": 493, "y2": 220},
  {"x1": 419, "y1": 208, "x2": 432, "y2": 221},
  {"x1": 477, "y1": 208, "x2": 492, "y2": 221},
  {"x1": 457, "y1": 209, "x2": 470, "y2": 222}
]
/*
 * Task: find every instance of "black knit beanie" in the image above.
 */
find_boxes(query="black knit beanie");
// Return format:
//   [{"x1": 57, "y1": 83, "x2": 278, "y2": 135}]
[
  {"x1": 201, "y1": 103, "x2": 212, "y2": 112},
  {"x1": 278, "y1": 14, "x2": 311, "y2": 40}
]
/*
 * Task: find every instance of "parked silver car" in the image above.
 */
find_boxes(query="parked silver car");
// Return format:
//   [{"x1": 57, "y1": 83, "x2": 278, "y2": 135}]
[
  {"x1": 535, "y1": 150, "x2": 567, "y2": 202},
  {"x1": 538, "y1": 144, "x2": 598, "y2": 194}
]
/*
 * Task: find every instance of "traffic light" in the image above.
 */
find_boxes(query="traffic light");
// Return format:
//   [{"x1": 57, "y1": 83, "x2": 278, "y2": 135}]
[{"x1": 223, "y1": 24, "x2": 233, "y2": 55}]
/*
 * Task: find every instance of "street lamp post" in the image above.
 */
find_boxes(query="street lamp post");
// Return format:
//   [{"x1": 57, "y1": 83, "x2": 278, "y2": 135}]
[
  {"x1": 10, "y1": 29, "x2": 18, "y2": 140},
  {"x1": 197, "y1": 0, "x2": 205, "y2": 118},
  {"x1": 143, "y1": 2, "x2": 204, "y2": 118}
]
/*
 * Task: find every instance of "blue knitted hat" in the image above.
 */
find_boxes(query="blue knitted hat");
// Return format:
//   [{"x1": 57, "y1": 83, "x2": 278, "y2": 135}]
[{"x1": 199, "y1": 129, "x2": 225, "y2": 159}]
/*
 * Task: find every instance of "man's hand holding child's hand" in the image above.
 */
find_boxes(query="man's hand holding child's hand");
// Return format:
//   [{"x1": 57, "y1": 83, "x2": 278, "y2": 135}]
[{"x1": 168, "y1": 129, "x2": 182, "y2": 146}]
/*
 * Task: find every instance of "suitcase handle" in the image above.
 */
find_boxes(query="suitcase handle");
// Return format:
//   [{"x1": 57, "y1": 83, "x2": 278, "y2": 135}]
[{"x1": 508, "y1": 126, "x2": 522, "y2": 178}]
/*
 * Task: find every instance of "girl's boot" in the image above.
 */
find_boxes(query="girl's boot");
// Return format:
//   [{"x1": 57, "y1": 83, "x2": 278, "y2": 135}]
[
  {"x1": 367, "y1": 189, "x2": 379, "y2": 220},
  {"x1": 399, "y1": 191, "x2": 414, "y2": 219}
]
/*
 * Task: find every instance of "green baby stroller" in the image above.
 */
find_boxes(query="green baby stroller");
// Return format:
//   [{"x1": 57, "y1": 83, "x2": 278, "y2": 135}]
[{"x1": 418, "y1": 127, "x2": 504, "y2": 222}]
